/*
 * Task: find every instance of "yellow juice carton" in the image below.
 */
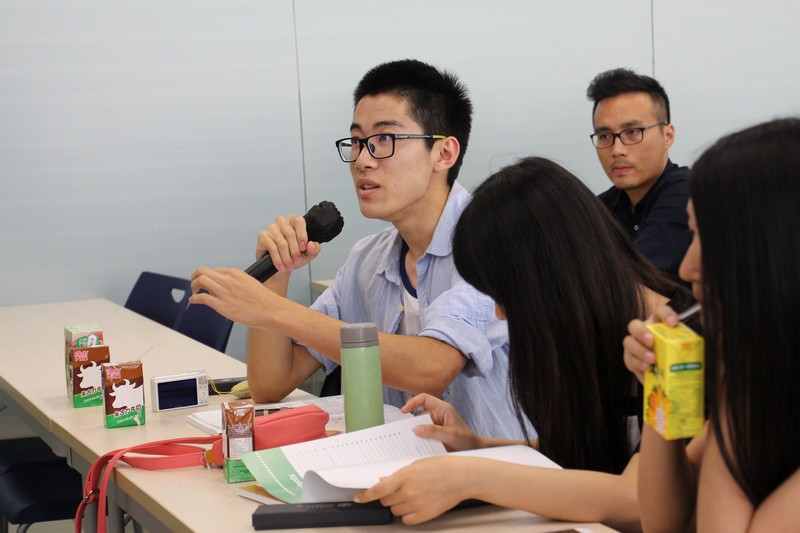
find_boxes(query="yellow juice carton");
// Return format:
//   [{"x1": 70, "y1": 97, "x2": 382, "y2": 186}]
[{"x1": 644, "y1": 322, "x2": 704, "y2": 439}]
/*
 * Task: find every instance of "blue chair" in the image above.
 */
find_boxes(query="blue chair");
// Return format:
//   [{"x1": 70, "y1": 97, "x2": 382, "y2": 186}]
[
  {"x1": 125, "y1": 271, "x2": 233, "y2": 353},
  {"x1": 0, "y1": 437, "x2": 82, "y2": 533},
  {"x1": 0, "y1": 437, "x2": 66, "y2": 474},
  {"x1": 174, "y1": 301, "x2": 234, "y2": 353},
  {"x1": 124, "y1": 271, "x2": 192, "y2": 328}
]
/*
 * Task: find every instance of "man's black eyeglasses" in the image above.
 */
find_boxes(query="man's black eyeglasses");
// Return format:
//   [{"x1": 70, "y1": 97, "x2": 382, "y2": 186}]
[
  {"x1": 335, "y1": 133, "x2": 445, "y2": 162},
  {"x1": 590, "y1": 123, "x2": 667, "y2": 149}
]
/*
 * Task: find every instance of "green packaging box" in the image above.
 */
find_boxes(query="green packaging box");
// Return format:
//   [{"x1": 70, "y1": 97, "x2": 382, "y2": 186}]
[
  {"x1": 102, "y1": 361, "x2": 146, "y2": 428},
  {"x1": 223, "y1": 458, "x2": 254, "y2": 483},
  {"x1": 64, "y1": 324, "x2": 103, "y2": 397},
  {"x1": 70, "y1": 345, "x2": 110, "y2": 408},
  {"x1": 222, "y1": 400, "x2": 255, "y2": 483}
]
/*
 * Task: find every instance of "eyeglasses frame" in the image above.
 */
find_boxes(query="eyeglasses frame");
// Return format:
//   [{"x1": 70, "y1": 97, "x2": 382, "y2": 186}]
[
  {"x1": 335, "y1": 133, "x2": 446, "y2": 163},
  {"x1": 590, "y1": 122, "x2": 668, "y2": 149}
]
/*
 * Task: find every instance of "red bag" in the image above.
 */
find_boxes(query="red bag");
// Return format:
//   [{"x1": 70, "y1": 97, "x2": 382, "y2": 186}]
[{"x1": 75, "y1": 404, "x2": 328, "y2": 532}]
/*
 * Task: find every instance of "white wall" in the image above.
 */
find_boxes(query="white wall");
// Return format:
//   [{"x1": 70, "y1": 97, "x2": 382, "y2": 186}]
[
  {"x1": 0, "y1": 0, "x2": 307, "y2": 358},
  {"x1": 296, "y1": 0, "x2": 653, "y2": 277},
  {"x1": 1, "y1": 0, "x2": 798, "y2": 361},
  {"x1": 655, "y1": 0, "x2": 800, "y2": 164}
]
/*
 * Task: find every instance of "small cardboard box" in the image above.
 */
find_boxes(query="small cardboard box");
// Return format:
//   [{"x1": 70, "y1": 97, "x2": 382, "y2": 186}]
[
  {"x1": 102, "y1": 361, "x2": 146, "y2": 428},
  {"x1": 644, "y1": 322, "x2": 705, "y2": 439},
  {"x1": 222, "y1": 400, "x2": 255, "y2": 483},
  {"x1": 69, "y1": 345, "x2": 111, "y2": 408},
  {"x1": 64, "y1": 324, "x2": 103, "y2": 397}
]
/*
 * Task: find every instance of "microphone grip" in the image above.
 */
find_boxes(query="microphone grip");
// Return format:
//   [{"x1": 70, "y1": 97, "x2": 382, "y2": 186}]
[
  {"x1": 244, "y1": 255, "x2": 279, "y2": 284},
  {"x1": 244, "y1": 200, "x2": 344, "y2": 284}
]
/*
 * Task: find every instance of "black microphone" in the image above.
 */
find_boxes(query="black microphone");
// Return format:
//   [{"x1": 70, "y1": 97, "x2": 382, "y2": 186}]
[{"x1": 245, "y1": 201, "x2": 345, "y2": 283}]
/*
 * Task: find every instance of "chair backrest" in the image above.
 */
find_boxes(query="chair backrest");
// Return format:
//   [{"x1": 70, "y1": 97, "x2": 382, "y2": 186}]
[
  {"x1": 124, "y1": 271, "x2": 192, "y2": 328},
  {"x1": 174, "y1": 301, "x2": 234, "y2": 353}
]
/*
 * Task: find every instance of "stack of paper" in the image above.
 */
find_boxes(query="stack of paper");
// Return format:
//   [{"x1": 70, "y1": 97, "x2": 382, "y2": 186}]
[{"x1": 239, "y1": 415, "x2": 561, "y2": 504}]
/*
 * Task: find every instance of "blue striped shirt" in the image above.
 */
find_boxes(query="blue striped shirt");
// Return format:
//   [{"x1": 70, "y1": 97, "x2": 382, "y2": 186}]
[{"x1": 301, "y1": 183, "x2": 534, "y2": 440}]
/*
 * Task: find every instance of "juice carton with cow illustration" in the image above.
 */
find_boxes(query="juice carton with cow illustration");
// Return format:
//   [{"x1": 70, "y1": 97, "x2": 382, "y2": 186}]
[
  {"x1": 644, "y1": 322, "x2": 704, "y2": 440},
  {"x1": 69, "y1": 345, "x2": 110, "y2": 407},
  {"x1": 102, "y1": 361, "x2": 146, "y2": 428},
  {"x1": 64, "y1": 324, "x2": 103, "y2": 397}
]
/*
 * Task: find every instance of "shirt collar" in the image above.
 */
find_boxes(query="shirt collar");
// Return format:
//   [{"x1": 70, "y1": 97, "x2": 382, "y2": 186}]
[
  {"x1": 609, "y1": 159, "x2": 676, "y2": 210},
  {"x1": 634, "y1": 159, "x2": 677, "y2": 210},
  {"x1": 375, "y1": 182, "x2": 470, "y2": 278},
  {"x1": 429, "y1": 181, "x2": 470, "y2": 257}
]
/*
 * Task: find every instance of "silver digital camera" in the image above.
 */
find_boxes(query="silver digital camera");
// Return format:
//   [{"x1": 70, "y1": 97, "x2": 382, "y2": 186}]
[{"x1": 150, "y1": 370, "x2": 209, "y2": 412}]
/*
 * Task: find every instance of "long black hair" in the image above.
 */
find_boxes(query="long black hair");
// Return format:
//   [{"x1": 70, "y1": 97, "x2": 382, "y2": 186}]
[
  {"x1": 453, "y1": 157, "x2": 678, "y2": 473},
  {"x1": 690, "y1": 117, "x2": 800, "y2": 505}
]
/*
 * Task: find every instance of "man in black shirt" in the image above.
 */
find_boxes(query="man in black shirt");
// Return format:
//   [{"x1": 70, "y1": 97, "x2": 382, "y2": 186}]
[{"x1": 587, "y1": 68, "x2": 691, "y2": 280}]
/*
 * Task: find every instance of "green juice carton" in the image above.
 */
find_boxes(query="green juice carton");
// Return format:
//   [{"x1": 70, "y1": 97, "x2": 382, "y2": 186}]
[
  {"x1": 222, "y1": 400, "x2": 255, "y2": 483},
  {"x1": 69, "y1": 345, "x2": 111, "y2": 407},
  {"x1": 101, "y1": 361, "x2": 146, "y2": 428},
  {"x1": 644, "y1": 322, "x2": 705, "y2": 439},
  {"x1": 64, "y1": 324, "x2": 103, "y2": 397}
]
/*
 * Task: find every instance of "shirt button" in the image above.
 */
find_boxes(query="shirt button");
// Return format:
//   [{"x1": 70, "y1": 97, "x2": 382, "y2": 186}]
[{"x1": 633, "y1": 225, "x2": 639, "y2": 231}]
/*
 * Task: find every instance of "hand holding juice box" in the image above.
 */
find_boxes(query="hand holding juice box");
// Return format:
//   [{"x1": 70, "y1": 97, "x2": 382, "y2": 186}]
[{"x1": 643, "y1": 322, "x2": 704, "y2": 440}]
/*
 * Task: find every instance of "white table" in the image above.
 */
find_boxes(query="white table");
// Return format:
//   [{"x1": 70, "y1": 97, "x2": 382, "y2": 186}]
[{"x1": 0, "y1": 299, "x2": 618, "y2": 533}]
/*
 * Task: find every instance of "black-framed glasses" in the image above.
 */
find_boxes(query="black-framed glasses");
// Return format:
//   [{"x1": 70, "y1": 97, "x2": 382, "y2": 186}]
[
  {"x1": 590, "y1": 123, "x2": 667, "y2": 149},
  {"x1": 335, "y1": 133, "x2": 446, "y2": 162}
]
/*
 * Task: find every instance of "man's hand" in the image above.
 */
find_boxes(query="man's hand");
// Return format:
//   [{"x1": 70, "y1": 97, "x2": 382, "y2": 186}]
[
  {"x1": 190, "y1": 267, "x2": 276, "y2": 328},
  {"x1": 256, "y1": 214, "x2": 321, "y2": 273}
]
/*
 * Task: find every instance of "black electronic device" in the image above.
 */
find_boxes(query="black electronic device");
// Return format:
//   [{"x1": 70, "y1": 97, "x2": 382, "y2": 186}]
[
  {"x1": 244, "y1": 201, "x2": 344, "y2": 283},
  {"x1": 251, "y1": 501, "x2": 392, "y2": 530}
]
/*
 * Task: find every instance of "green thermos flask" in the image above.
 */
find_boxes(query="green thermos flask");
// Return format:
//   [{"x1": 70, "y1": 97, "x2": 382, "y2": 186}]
[{"x1": 340, "y1": 323, "x2": 384, "y2": 432}]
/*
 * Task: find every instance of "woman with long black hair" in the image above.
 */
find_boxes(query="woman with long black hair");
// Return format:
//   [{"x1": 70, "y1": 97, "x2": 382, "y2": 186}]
[
  {"x1": 624, "y1": 117, "x2": 800, "y2": 532},
  {"x1": 356, "y1": 156, "x2": 686, "y2": 532}
]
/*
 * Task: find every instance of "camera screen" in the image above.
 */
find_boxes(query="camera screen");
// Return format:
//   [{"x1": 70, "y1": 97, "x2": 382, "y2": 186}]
[{"x1": 157, "y1": 378, "x2": 198, "y2": 410}]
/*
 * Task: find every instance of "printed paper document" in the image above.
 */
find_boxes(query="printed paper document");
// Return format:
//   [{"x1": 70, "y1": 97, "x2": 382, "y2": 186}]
[{"x1": 240, "y1": 415, "x2": 560, "y2": 504}]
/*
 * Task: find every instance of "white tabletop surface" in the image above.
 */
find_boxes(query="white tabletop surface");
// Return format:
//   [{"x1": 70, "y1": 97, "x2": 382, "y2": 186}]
[{"x1": 0, "y1": 298, "x2": 618, "y2": 533}]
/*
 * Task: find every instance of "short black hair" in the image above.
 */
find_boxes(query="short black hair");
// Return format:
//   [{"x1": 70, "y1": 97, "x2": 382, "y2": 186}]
[
  {"x1": 353, "y1": 59, "x2": 473, "y2": 185},
  {"x1": 586, "y1": 68, "x2": 671, "y2": 123}
]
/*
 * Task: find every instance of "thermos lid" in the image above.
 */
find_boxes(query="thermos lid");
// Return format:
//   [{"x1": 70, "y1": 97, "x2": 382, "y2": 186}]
[{"x1": 340, "y1": 323, "x2": 379, "y2": 345}]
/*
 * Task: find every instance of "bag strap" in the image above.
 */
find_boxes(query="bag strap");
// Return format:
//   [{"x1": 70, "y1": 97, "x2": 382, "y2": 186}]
[
  {"x1": 74, "y1": 405, "x2": 329, "y2": 531},
  {"x1": 75, "y1": 435, "x2": 219, "y2": 533}
]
